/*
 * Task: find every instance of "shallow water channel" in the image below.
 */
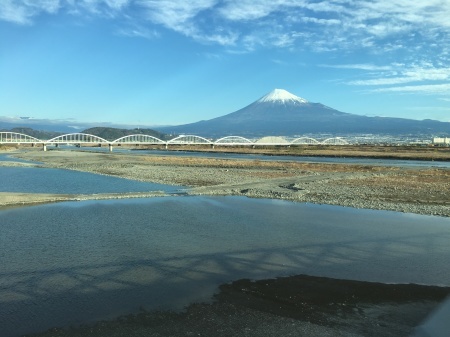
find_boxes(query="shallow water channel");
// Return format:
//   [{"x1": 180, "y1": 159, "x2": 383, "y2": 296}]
[{"x1": 1, "y1": 160, "x2": 450, "y2": 337}]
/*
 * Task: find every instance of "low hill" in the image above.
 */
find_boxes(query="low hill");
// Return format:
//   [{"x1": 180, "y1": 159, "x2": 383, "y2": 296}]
[
  {"x1": 82, "y1": 127, "x2": 168, "y2": 141},
  {"x1": 6, "y1": 127, "x2": 62, "y2": 140}
]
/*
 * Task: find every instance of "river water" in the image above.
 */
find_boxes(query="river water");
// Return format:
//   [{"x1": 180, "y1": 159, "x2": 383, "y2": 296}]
[
  {"x1": 1, "y1": 154, "x2": 450, "y2": 337},
  {"x1": 0, "y1": 166, "x2": 182, "y2": 194}
]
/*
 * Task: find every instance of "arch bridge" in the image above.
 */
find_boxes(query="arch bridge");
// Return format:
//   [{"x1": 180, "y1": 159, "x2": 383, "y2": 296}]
[
  {"x1": 0, "y1": 132, "x2": 42, "y2": 144},
  {"x1": 0, "y1": 132, "x2": 349, "y2": 151}
]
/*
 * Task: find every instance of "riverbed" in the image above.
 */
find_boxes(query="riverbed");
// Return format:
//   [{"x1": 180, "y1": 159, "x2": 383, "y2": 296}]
[
  {"x1": 4, "y1": 150, "x2": 449, "y2": 216},
  {"x1": 1, "y1": 150, "x2": 450, "y2": 336}
]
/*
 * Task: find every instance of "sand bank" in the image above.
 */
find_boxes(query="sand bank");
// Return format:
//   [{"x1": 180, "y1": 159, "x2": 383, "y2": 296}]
[{"x1": 2, "y1": 150, "x2": 449, "y2": 216}]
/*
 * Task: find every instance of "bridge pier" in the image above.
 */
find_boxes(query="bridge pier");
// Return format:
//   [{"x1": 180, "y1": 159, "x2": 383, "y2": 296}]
[
  {"x1": 109, "y1": 144, "x2": 113, "y2": 152},
  {"x1": 42, "y1": 144, "x2": 47, "y2": 151}
]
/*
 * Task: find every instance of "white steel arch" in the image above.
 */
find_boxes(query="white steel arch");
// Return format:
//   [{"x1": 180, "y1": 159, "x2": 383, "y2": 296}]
[
  {"x1": 291, "y1": 137, "x2": 320, "y2": 145},
  {"x1": 168, "y1": 135, "x2": 212, "y2": 144},
  {"x1": 47, "y1": 133, "x2": 108, "y2": 144},
  {"x1": 1, "y1": 131, "x2": 353, "y2": 147},
  {"x1": 112, "y1": 134, "x2": 164, "y2": 144},
  {"x1": 321, "y1": 137, "x2": 349, "y2": 145},
  {"x1": 214, "y1": 136, "x2": 254, "y2": 145},
  {"x1": 0, "y1": 132, "x2": 42, "y2": 143}
]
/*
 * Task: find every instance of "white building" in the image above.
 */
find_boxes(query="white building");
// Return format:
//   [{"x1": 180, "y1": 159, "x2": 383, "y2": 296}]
[{"x1": 432, "y1": 137, "x2": 450, "y2": 145}]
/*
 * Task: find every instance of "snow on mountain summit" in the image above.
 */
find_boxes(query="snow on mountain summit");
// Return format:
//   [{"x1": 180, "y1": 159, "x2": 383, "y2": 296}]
[{"x1": 257, "y1": 89, "x2": 308, "y2": 104}]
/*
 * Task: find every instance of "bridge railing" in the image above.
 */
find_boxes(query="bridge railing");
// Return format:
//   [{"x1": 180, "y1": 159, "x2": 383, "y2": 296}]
[
  {"x1": 0, "y1": 132, "x2": 42, "y2": 143},
  {"x1": 112, "y1": 134, "x2": 165, "y2": 144},
  {"x1": 214, "y1": 136, "x2": 254, "y2": 145},
  {"x1": 167, "y1": 135, "x2": 213, "y2": 144},
  {"x1": 322, "y1": 137, "x2": 349, "y2": 145},
  {"x1": 291, "y1": 137, "x2": 320, "y2": 145},
  {"x1": 47, "y1": 133, "x2": 109, "y2": 144}
]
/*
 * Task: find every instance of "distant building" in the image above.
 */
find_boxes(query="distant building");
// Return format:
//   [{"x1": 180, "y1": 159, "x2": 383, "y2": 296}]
[{"x1": 432, "y1": 137, "x2": 450, "y2": 145}]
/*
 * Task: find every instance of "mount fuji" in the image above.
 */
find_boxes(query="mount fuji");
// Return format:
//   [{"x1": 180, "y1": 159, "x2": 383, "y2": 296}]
[{"x1": 156, "y1": 89, "x2": 450, "y2": 137}]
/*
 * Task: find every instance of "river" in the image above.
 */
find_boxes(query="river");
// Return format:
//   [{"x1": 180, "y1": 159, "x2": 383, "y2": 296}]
[
  {"x1": 31, "y1": 147, "x2": 450, "y2": 168},
  {"x1": 1, "y1": 154, "x2": 450, "y2": 336}
]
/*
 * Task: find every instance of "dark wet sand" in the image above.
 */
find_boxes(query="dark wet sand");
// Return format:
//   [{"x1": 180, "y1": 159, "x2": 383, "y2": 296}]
[{"x1": 26, "y1": 275, "x2": 450, "y2": 337}]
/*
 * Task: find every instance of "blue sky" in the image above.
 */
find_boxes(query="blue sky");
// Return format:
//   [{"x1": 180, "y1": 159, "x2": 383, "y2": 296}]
[{"x1": 1, "y1": 0, "x2": 450, "y2": 127}]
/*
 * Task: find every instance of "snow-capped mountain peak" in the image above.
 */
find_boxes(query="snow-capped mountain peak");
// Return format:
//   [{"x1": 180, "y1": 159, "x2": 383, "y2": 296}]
[{"x1": 257, "y1": 89, "x2": 308, "y2": 104}]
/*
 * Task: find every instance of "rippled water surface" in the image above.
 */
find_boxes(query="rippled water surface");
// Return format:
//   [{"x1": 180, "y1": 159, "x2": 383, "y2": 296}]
[
  {"x1": 0, "y1": 166, "x2": 182, "y2": 194},
  {"x1": 1, "y1": 196, "x2": 450, "y2": 337}
]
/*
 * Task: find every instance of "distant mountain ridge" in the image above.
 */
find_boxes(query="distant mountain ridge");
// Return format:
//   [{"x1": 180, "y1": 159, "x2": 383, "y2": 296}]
[
  {"x1": 156, "y1": 89, "x2": 450, "y2": 137},
  {"x1": 82, "y1": 127, "x2": 168, "y2": 141},
  {"x1": 4, "y1": 127, "x2": 63, "y2": 140},
  {"x1": 1, "y1": 126, "x2": 167, "y2": 141}
]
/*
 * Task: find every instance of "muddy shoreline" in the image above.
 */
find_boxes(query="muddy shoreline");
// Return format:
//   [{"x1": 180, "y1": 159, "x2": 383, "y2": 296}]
[{"x1": 2, "y1": 149, "x2": 450, "y2": 336}]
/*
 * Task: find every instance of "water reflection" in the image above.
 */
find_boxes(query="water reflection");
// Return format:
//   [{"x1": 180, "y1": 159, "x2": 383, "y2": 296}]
[{"x1": 1, "y1": 197, "x2": 449, "y2": 336}]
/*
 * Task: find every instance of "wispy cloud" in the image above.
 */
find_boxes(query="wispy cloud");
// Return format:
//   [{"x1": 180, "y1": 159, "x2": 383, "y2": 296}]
[
  {"x1": 2, "y1": 0, "x2": 450, "y2": 55},
  {"x1": 115, "y1": 25, "x2": 159, "y2": 39},
  {"x1": 136, "y1": 0, "x2": 215, "y2": 31},
  {"x1": 217, "y1": 0, "x2": 301, "y2": 21},
  {"x1": 318, "y1": 59, "x2": 450, "y2": 99},
  {"x1": 0, "y1": 0, "x2": 60, "y2": 25},
  {"x1": 373, "y1": 83, "x2": 450, "y2": 94},
  {"x1": 321, "y1": 64, "x2": 393, "y2": 71},
  {"x1": 341, "y1": 63, "x2": 450, "y2": 95}
]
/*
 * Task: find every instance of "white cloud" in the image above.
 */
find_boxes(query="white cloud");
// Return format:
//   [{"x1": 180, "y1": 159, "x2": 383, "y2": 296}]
[
  {"x1": 136, "y1": 0, "x2": 216, "y2": 30},
  {"x1": 0, "y1": 0, "x2": 134, "y2": 23},
  {"x1": 321, "y1": 64, "x2": 392, "y2": 71},
  {"x1": 0, "y1": 0, "x2": 60, "y2": 24},
  {"x1": 217, "y1": 0, "x2": 302, "y2": 21},
  {"x1": 348, "y1": 66, "x2": 450, "y2": 86},
  {"x1": 76, "y1": 0, "x2": 132, "y2": 17},
  {"x1": 326, "y1": 61, "x2": 450, "y2": 98},
  {"x1": 2, "y1": 0, "x2": 450, "y2": 55},
  {"x1": 104, "y1": 0, "x2": 130, "y2": 10},
  {"x1": 116, "y1": 25, "x2": 159, "y2": 39},
  {"x1": 373, "y1": 83, "x2": 450, "y2": 94},
  {"x1": 300, "y1": 17, "x2": 341, "y2": 25},
  {"x1": 0, "y1": 2, "x2": 31, "y2": 24},
  {"x1": 199, "y1": 32, "x2": 239, "y2": 46}
]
